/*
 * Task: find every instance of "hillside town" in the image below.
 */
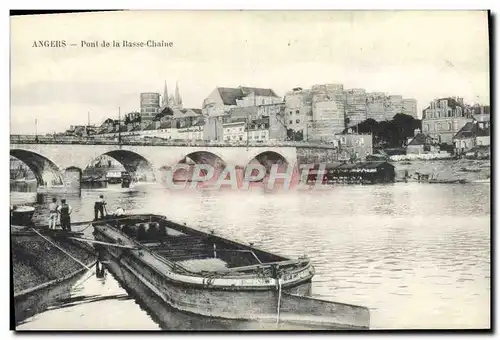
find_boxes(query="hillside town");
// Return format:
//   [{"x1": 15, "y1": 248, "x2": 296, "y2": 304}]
[{"x1": 52, "y1": 81, "x2": 490, "y2": 161}]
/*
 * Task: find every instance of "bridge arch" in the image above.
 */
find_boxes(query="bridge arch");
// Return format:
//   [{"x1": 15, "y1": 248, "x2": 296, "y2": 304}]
[
  {"x1": 245, "y1": 150, "x2": 291, "y2": 174},
  {"x1": 177, "y1": 151, "x2": 227, "y2": 168},
  {"x1": 161, "y1": 151, "x2": 228, "y2": 184},
  {"x1": 85, "y1": 149, "x2": 156, "y2": 182},
  {"x1": 10, "y1": 149, "x2": 64, "y2": 186}
]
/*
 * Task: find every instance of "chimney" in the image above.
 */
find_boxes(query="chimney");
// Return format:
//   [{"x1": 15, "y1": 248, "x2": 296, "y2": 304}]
[{"x1": 155, "y1": 120, "x2": 161, "y2": 129}]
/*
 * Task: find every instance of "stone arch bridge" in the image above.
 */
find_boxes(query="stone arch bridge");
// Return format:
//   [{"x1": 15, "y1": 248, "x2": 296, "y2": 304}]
[
  {"x1": 10, "y1": 140, "x2": 323, "y2": 191},
  {"x1": 10, "y1": 136, "x2": 339, "y2": 192}
]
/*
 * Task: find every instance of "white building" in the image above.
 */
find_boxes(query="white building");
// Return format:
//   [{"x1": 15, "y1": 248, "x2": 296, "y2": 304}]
[
  {"x1": 202, "y1": 86, "x2": 280, "y2": 116},
  {"x1": 222, "y1": 120, "x2": 246, "y2": 142}
]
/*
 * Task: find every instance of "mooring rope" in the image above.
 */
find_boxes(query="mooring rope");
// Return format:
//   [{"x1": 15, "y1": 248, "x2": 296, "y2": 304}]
[
  {"x1": 71, "y1": 223, "x2": 94, "y2": 233},
  {"x1": 72, "y1": 263, "x2": 98, "y2": 289},
  {"x1": 30, "y1": 228, "x2": 91, "y2": 271},
  {"x1": 276, "y1": 278, "x2": 282, "y2": 328}
]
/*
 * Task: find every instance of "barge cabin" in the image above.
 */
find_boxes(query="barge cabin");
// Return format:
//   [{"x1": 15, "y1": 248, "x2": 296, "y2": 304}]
[{"x1": 308, "y1": 161, "x2": 396, "y2": 185}]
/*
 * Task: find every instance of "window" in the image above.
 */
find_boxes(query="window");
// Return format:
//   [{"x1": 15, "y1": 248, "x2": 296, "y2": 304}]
[
  {"x1": 289, "y1": 111, "x2": 293, "y2": 115},
  {"x1": 289, "y1": 120, "x2": 293, "y2": 124},
  {"x1": 296, "y1": 110, "x2": 300, "y2": 114},
  {"x1": 296, "y1": 119, "x2": 300, "y2": 123},
  {"x1": 447, "y1": 122, "x2": 452, "y2": 131},
  {"x1": 425, "y1": 124, "x2": 430, "y2": 131}
]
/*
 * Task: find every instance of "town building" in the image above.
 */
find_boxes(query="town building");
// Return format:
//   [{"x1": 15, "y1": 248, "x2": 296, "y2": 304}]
[
  {"x1": 219, "y1": 114, "x2": 286, "y2": 143},
  {"x1": 405, "y1": 131, "x2": 439, "y2": 155},
  {"x1": 366, "y1": 92, "x2": 387, "y2": 121},
  {"x1": 257, "y1": 102, "x2": 285, "y2": 119},
  {"x1": 309, "y1": 84, "x2": 346, "y2": 142},
  {"x1": 335, "y1": 131, "x2": 374, "y2": 161},
  {"x1": 228, "y1": 106, "x2": 259, "y2": 121},
  {"x1": 422, "y1": 97, "x2": 472, "y2": 143},
  {"x1": 170, "y1": 108, "x2": 203, "y2": 129},
  {"x1": 402, "y1": 98, "x2": 418, "y2": 118},
  {"x1": 140, "y1": 92, "x2": 161, "y2": 121},
  {"x1": 95, "y1": 107, "x2": 204, "y2": 141},
  {"x1": 345, "y1": 88, "x2": 367, "y2": 126},
  {"x1": 284, "y1": 88, "x2": 313, "y2": 140},
  {"x1": 64, "y1": 124, "x2": 97, "y2": 137},
  {"x1": 470, "y1": 103, "x2": 491, "y2": 115},
  {"x1": 222, "y1": 119, "x2": 247, "y2": 143},
  {"x1": 203, "y1": 116, "x2": 224, "y2": 142},
  {"x1": 452, "y1": 119, "x2": 490, "y2": 154},
  {"x1": 384, "y1": 95, "x2": 403, "y2": 120},
  {"x1": 202, "y1": 86, "x2": 280, "y2": 116}
]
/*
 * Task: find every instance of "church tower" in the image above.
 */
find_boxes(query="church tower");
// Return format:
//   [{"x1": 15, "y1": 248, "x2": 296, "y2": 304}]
[
  {"x1": 174, "y1": 81, "x2": 183, "y2": 109},
  {"x1": 161, "y1": 80, "x2": 169, "y2": 109},
  {"x1": 161, "y1": 80, "x2": 183, "y2": 110}
]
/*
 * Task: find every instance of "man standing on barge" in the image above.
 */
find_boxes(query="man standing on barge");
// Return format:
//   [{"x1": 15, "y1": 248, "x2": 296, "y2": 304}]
[
  {"x1": 94, "y1": 195, "x2": 106, "y2": 220},
  {"x1": 57, "y1": 199, "x2": 72, "y2": 231},
  {"x1": 48, "y1": 197, "x2": 59, "y2": 229}
]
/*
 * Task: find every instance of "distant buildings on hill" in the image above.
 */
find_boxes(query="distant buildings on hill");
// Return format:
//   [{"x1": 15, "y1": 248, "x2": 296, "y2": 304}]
[{"x1": 57, "y1": 81, "x2": 489, "y2": 155}]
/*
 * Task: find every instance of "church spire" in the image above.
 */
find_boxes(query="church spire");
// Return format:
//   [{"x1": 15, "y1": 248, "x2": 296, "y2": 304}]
[
  {"x1": 162, "y1": 80, "x2": 169, "y2": 108},
  {"x1": 174, "y1": 81, "x2": 183, "y2": 108}
]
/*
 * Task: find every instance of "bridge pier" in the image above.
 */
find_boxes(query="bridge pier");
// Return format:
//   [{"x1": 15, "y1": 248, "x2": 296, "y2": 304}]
[
  {"x1": 36, "y1": 168, "x2": 82, "y2": 197},
  {"x1": 64, "y1": 168, "x2": 82, "y2": 193}
]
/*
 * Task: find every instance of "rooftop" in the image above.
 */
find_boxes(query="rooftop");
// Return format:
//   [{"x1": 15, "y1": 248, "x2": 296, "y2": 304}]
[
  {"x1": 217, "y1": 86, "x2": 279, "y2": 105},
  {"x1": 453, "y1": 121, "x2": 490, "y2": 139},
  {"x1": 407, "y1": 133, "x2": 430, "y2": 146}
]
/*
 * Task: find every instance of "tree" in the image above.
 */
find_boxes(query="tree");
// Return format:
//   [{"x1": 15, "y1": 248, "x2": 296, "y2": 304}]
[
  {"x1": 351, "y1": 114, "x2": 422, "y2": 148},
  {"x1": 294, "y1": 129, "x2": 304, "y2": 141}
]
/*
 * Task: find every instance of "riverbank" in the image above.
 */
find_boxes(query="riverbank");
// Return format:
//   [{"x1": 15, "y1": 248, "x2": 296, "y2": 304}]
[
  {"x1": 392, "y1": 159, "x2": 490, "y2": 182},
  {"x1": 11, "y1": 229, "x2": 96, "y2": 296}
]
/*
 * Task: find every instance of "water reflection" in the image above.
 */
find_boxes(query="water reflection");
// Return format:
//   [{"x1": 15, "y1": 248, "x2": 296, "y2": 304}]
[{"x1": 13, "y1": 178, "x2": 490, "y2": 330}]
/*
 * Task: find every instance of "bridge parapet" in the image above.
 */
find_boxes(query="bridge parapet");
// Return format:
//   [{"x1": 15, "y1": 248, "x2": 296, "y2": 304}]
[{"x1": 10, "y1": 135, "x2": 338, "y2": 149}]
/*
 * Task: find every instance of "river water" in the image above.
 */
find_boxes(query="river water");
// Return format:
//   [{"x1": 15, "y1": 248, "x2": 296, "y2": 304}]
[{"x1": 13, "y1": 166, "x2": 490, "y2": 330}]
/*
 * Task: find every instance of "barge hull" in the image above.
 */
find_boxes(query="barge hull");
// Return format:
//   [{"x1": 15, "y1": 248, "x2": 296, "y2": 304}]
[
  {"x1": 103, "y1": 249, "x2": 366, "y2": 330},
  {"x1": 96, "y1": 233, "x2": 369, "y2": 329}
]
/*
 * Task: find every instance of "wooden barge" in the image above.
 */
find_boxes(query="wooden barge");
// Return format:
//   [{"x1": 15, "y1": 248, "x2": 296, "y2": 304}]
[
  {"x1": 307, "y1": 161, "x2": 396, "y2": 185},
  {"x1": 92, "y1": 214, "x2": 370, "y2": 329}
]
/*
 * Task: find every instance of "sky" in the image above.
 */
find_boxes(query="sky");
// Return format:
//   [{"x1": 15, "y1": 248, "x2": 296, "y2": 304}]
[{"x1": 10, "y1": 10, "x2": 490, "y2": 135}]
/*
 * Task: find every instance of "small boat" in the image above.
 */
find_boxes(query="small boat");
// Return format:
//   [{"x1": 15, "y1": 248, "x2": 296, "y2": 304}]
[
  {"x1": 121, "y1": 171, "x2": 132, "y2": 188},
  {"x1": 470, "y1": 178, "x2": 490, "y2": 184},
  {"x1": 10, "y1": 205, "x2": 35, "y2": 226},
  {"x1": 429, "y1": 179, "x2": 467, "y2": 184},
  {"x1": 91, "y1": 214, "x2": 370, "y2": 330},
  {"x1": 460, "y1": 167, "x2": 481, "y2": 173},
  {"x1": 106, "y1": 171, "x2": 122, "y2": 184}
]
